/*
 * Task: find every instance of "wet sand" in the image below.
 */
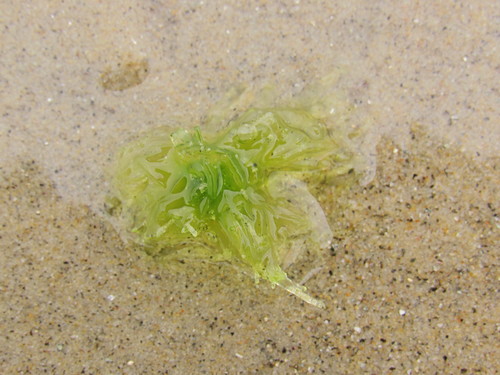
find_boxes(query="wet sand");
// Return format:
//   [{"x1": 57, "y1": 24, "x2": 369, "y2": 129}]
[{"x1": 1, "y1": 1, "x2": 498, "y2": 374}]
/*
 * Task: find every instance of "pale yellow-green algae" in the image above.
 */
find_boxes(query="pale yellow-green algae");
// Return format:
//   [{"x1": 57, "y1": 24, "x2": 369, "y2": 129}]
[{"x1": 110, "y1": 84, "x2": 364, "y2": 308}]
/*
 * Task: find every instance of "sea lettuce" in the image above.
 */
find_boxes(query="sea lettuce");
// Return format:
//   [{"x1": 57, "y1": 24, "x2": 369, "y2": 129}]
[{"x1": 111, "y1": 104, "x2": 358, "y2": 308}]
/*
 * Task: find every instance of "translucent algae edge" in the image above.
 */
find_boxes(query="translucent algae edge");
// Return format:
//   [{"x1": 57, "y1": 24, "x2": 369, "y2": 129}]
[{"x1": 110, "y1": 105, "x2": 361, "y2": 308}]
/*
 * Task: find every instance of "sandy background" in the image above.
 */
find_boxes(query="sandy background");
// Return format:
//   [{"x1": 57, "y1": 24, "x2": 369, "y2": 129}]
[{"x1": 1, "y1": 1, "x2": 498, "y2": 374}]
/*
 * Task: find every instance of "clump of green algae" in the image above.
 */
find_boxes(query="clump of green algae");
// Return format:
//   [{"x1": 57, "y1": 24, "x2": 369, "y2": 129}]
[{"x1": 110, "y1": 84, "x2": 362, "y2": 308}]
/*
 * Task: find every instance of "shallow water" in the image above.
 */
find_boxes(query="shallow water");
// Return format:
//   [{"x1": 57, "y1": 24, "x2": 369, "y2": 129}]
[{"x1": 1, "y1": 1, "x2": 498, "y2": 374}]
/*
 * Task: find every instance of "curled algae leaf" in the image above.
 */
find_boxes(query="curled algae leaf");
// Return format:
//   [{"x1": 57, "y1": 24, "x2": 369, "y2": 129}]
[{"x1": 111, "y1": 101, "x2": 361, "y2": 308}]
